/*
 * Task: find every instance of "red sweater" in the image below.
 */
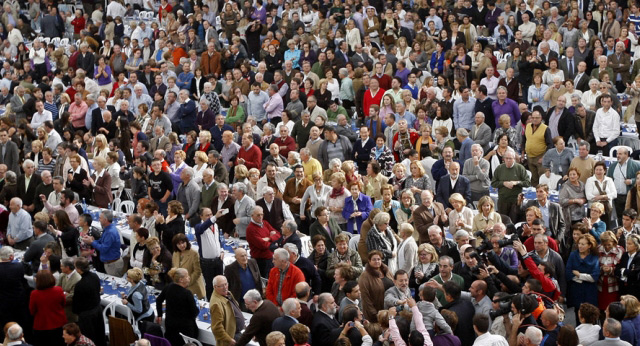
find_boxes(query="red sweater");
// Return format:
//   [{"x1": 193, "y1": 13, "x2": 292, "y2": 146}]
[
  {"x1": 363, "y1": 88, "x2": 385, "y2": 117},
  {"x1": 29, "y1": 286, "x2": 67, "y2": 330},
  {"x1": 236, "y1": 144, "x2": 263, "y2": 170},
  {"x1": 524, "y1": 235, "x2": 559, "y2": 253},
  {"x1": 372, "y1": 74, "x2": 392, "y2": 91},
  {"x1": 273, "y1": 136, "x2": 296, "y2": 159},
  {"x1": 246, "y1": 220, "x2": 280, "y2": 260},
  {"x1": 266, "y1": 263, "x2": 306, "y2": 306},
  {"x1": 392, "y1": 131, "x2": 420, "y2": 161}
]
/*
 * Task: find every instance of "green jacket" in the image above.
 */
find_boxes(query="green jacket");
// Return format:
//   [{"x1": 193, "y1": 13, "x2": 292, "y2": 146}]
[
  {"x1": 432, "y1": 273, "x2": 465, "y2": 307},
  {"x1": 491, "y1": 162, "x2": 531, "y2": 202},
  {"x1": 606, "y1": 158, "x2": 640, "y2": 194}
]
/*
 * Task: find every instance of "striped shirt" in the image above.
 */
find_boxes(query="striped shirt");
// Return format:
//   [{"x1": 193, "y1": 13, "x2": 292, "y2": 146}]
[
  {"x1": 44, "y1": 101, "x2": 58, "y2": 121},
  {"x1": 630, "y1": 14, "x2": 640, "y2": 36},
  {"x1": 37, "y1": 158, "x2": 56, "y2": 175}
]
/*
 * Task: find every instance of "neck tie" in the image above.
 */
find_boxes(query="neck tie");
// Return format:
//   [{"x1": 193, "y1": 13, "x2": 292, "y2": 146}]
[{"x1": 568, "y1": 59, "x2": 573, "y2": 75}]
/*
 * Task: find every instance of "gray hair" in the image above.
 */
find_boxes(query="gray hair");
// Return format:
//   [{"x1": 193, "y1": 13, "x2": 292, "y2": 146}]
[
  {"x1": 605, "y1": 318, "x2": 622, "y2": 338},
  {"x1": 234, "y1": 182, "x2": 247, "y2": 194},
  {"x1": 373, "y1": 212, "x2": 391, "y2": 225},
  {"x1": 7, "y1": 324, "x2": 23, "y2": 341},
  {"x1": 525, "y1": 326, "x2": 543, "y2": 345},
  {"x1": 456, "y1": 128, "x2": 469, "y2": 137},
  {"x1": 589, "y1": 78, "x2": 600, "y2": 87},
  {"x1": 0, "y1": 246, "x2": 14, "y2": 261},
  {"x1": 101, "y1": 210, "x2": 114, "y2": 222},
  {"x1": 61, "y1": 258, "x2": 75, "y2": 269},
  {"x1": 5, "y1": 171, "x2": 16, "y2": 185},
  {"x1": 439, "y1": 255, "x2": 454, "y2": 266},
  {"x1": 428, "y1": 225, "x2": 442, "y2": 235},
  {"x1": 262, "y1": 186, "x2": 275, "y2": 196},
  {"x1": 243, "y1": 289, "x2": 263, "y2": 303},
  {"x1": 471, "y1": 143, "x2": 484, "y2": 155},
  {"x1": 273, "y1": 248, "x2": 290, "y2": 261},
  {"x1": 329, "y1": 158, "x2": 342, "y2": 169},
  {"x1": 284, "y1": 219, "x2": 298, "y2": 233},
  {"x1": 217, "y1": 182, "x2": 228, "y2": 191},
  {"x1": 318, "y1": 292, "x2": 333, "y2": 310},
  {"x1": 578, "y1": 141, "x2": 590, "y2": 151},
  {"x1": 300, "y1": 148, "x2": 311, "y2": 155},
  {"x1": 497, "y1": 86, "x2": 507, "y2": 93},
  {"x1": 339, "y1": 68, "x2": 348, "y2": 77},
  {"x1": 10, "y1": 197, "x2": 22, "y2": 208},
  {"x1": 22, "y1": 159, "x2": 35, "y2": 170},
  {"x1": 282, "y1": 298, "x2": 299, "y2": 316},
  {"x1": 263, "y1": 123, "x2": 275, "y2": 133},
  {"x1": 284, "y1": 243, "x2": 299, "y2": 256},
  {"x1": 454, "y1": 230, "x2": 470, "y2": 240},
  {"x1": 182, "y1": 166, "x2": 194, "y2": 178}
]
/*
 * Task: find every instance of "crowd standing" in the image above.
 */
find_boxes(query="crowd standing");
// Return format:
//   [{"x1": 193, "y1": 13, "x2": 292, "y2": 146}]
[{"x1": 4, "y1": 0, "x2": 640, "y2": 345}]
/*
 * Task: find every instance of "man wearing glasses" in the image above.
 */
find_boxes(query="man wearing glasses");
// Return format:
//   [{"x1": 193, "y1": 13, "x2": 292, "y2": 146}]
[{"x1": 426, "y1": 256, "x2": 464, "y2": 306}]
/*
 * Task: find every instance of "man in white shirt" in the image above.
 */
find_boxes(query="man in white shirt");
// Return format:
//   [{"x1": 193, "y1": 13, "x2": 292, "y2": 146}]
[
  {"x1": 537, "y1": 30, "x2": 560, "y2": 55},
  {"x1": 480, "y1": 67, "x2": 500, "y2": 100},
  {"x1": 518, "y1": 13, "x2": 536, "y2": 43},
  {"x1": 473, "y1": 314, "x2": 509, "y2": 346},
  {"x1": 593, "y1": 94, "x2": 620, "y2": 155},
  {"x1": 31, "y1": 101, "x2": 52, "y2": 129}
]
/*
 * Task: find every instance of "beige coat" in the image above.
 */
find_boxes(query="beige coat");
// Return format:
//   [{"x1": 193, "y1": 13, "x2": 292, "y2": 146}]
[
  {"x1": 57, "y1": 270, "x2": 82, "y2": 322},
  {"x1": 172, "y1": 249, "x2": 206, "y2": 299},
  {"x1": 209, "y1": 291, "x2": 239, "y2": 346}
]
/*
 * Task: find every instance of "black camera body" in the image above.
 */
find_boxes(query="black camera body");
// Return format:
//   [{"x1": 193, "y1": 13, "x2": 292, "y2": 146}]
[{"x1": 489, "y1": 294, "x2": 515, "y2": 319}]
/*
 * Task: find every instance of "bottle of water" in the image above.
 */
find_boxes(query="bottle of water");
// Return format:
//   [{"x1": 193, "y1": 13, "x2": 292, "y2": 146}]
[
  {"x1": 186, "y1": 220, "x2": 191, "y2": 235},
  {"x1": 194, "y1": 294, "x2": 199, "y2": 309},
  {"x1": 82, "y1": 198, "x2": 88, "y2": 213},
  {"x1": 219, "y1": 226, "x2": 225, "y2": 247}
]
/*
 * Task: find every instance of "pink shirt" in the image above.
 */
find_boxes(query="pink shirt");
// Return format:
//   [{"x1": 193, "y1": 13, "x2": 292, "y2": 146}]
[{"x1": 69, "y1": 101, "x2": 88, "y2": 128}]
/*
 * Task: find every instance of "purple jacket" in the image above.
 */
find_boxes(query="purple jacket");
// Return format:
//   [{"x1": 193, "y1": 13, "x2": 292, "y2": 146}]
[
  {"x1": 485, "y1": 7, "x2": 503, "y2": 33},
  {"x1": 491, "y1": 98, "x2": 521, "y2": 127}
]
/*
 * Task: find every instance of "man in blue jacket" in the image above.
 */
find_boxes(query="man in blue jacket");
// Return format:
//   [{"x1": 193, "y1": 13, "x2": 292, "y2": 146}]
[
  {"x1": 82, "y1": 210, "x2": 122, "y2": 276},
  {"x1": 177, "y1": 89, "x2": 197, "y2": 134}
]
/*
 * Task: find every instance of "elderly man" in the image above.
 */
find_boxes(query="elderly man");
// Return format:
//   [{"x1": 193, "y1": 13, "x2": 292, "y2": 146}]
[
  {"x1": 414, "y1": 190, "x2": 447, "y2": 244},
  {"x1": 462, "y1": 144, "x2": 491, "y2": 202},
  {"x1": 491, "y1": 86, "x2": 521, "y2": 128},
  {"x1": 0, "y1": 128, "x2": 19, "y2": 174},
  {"x1": 209, "y1": 275, "x2": 245, "y2": 346},
  {"x1": 232, "y1": 182, "x2": 256, "y2": 239},
  {"x1": 33, "y1": 170, "x2": 53, "y2": 213},
  {"x1": 58, "y1": 258, "x2": 82, "y2": 322},
  {"x1": 544, "y1": 95, "x2": 575, "y2": 144},
  {"x1": 236, "y1": 133, "x2": 263, "y2": 171},
  {"x1": 592, "y1": 319, "x2": 633, "y2": 346},
  {"x1": 194, "y1": 207, "x2": 225, "y2": 298},
  {"x1": 300, "y1": 148, "x2": 322, "y2": 181},
  {"x1": 246, "y1": 205, "x2": 281, "y2": 278},
  {"x1": 491, "y1": 148, "x2": 531, "y2": 221},
  {"x1": 283, "y1": 164, "x2": 312, "y2": 225},
  {"x1": 266, "y1": 248, "x2": 305, "y2": 307},
  {"x1": 30, "y1": 100, "x2": 52, "y2": 129},
  {"x1": 522, "y1": 111, "x2": 552, "y2": 186},
  {"x1": 273, "y1": 125, "x2": 296, "y2": 158},
  {"x1": 176, "y1": 167, "x2": 200, "y2": 224},
  {"x1": 436, "y1": 162, "x2": 471, "y2": 211},
  {"x1": 264, "y1": 85, "x2": 284, "y2": 124},
  {"x1": 177, "y1": 89, "x2": 197, "y2": 134},
  {"x1": 311, "y1": 293, "x2": 343, "y2": 345},
  {"x1": 21, "y1": 220, "x2": 52, "y2": 274},
  {"x1": 257, "y1": 163, "x2": 292, "y2": 200},
  {"x1": 608, "y1": 41, "x2": 631, "y2": 92},
  {"x1": 272, "y1": 298, "x2": 302, "y2": 346},
  {"x1": 82, "y1": 210, "x2": 123, "y2": 276},
  {"x1": 257, "y1": 186, "x2": 294, "y2": 232},
  {"x1": 607, "y1": 147, "x2": 640, "y2": 224},
  {"x1": 334, "y1": 114, "x2": 358, "y2": 142},
  {"x1": 131, "y1": 85, "x2": 153, "y2": 116},
  {"x1": 238, "y1": 289, "x2": 281, "y2": 346},
  {"x1": 6, "y1": 197, "x2": 34, "y2": 250},
  {"x1": 225, "y1": 248, "x2": 263, "y2": 312},
  {"x1": 284, "y1": 240, "x2": 322, "y2": 294}
]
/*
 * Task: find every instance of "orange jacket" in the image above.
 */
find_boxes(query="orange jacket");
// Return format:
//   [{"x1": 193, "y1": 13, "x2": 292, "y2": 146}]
[{"x1": 266, "y1": 263, "x2": 305, "y2": 307}]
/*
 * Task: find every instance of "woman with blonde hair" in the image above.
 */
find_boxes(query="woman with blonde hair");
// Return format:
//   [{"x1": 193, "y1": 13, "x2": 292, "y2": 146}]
[
  {"x1": 123, "y1": 267, "x2": 155, "y2": 327},
  {"x1": 566, "y1": 234, "x2": 600, "y2": 315},
  {"x1": 472, "y1": 196, "x2": 502, "y2": 233},
  {"x1": 584, "y1": 202, "x2": 607, "y2": 242},
  {"x1": 409, "y1": 243, "x2": 439, "y2": 295},
  {"x1": 599, "y1": 231, "x2": 624, "y2": 311},
  {"x1": 448, "y1": 193, "x2": 473, "y2": 234},
  {"x1": 247, "y1": 168, "x2": 260, "y2": 200},
  {"x1": 155, "y1": 267, "x2": 199, "y2": 346},
  {"x1": 92, "y1": 134, "x2": 110, "y2": 160},
  {"x1": 621, "y1": 295, "x2": 640, "y2": 332},
  {"x1": 396, "y1": 189, "x2": 417, "y2": 227},
  {"x1": 397, "y1": 223, "x2": 418, "y2": 273},
  {"x1": 171, "y1": 233, "x2": 206, "y2": 299},
  {"x1": 192, "y1": 151, "x2": 209, "y2": 186},
  {"x1": 405, "y1": 160, "x2": 432, "y2": 205}
]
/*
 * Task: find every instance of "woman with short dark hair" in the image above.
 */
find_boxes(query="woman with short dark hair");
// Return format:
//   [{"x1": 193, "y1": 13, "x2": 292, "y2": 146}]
[
  {"x1": 171, "y1": 233, "x2": 206, "y2": 299},
  {"x1": 62, "y1": 322, "x2": 95, "y2": 346},
  {"x1": 30, "y1": 271, "x2": 67, "y2": 346}
]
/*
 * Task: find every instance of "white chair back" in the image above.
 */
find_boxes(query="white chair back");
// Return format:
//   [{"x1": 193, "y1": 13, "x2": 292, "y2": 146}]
[
  {"x1": 112, "y1": 197, "x2": 122, "y2": 212},
  {"x1": 120, "y1": 201, "x2": 135, "y2": 214},
  {"x1": 180, "y1": 333, "x2": 203, "y2": 346},
  {"x1": 102, "y1": 301, "x2": 117, "y2": 339},
  {"x1": 608, "y1": 145, "x2": 633, "y2": 158},
  {"x1": 349, "y1": 235, "x2": 360, "y2": 251}
]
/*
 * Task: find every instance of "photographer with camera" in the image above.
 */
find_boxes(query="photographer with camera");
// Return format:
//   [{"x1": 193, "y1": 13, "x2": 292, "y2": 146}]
[
  {"x1": 505, "y1": 293, "x2": 540, "y2": 345},
  {"x1": 513, "y1": 239, "x2": 562, "y2": 302}
]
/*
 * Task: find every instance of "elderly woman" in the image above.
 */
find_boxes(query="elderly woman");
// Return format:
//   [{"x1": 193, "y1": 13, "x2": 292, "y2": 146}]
[
  {"x1": 331, "y1": 263, "x2": 357, "y2": 303},
  {"x1": 585, "y1": 161, "x2": 616, "y2": 228},
  {"x1": 323, "y1": 158, "x2": 343, "y2": 184},
  {"x1": 309, "y1": 206, "x2": 341, "y2": 252},
  {"x1": 581, "y1": 79, "x2": 602, "y2": 112},
  {"x1": 408, "y1": 243, "x2": 439, "y2": 295},
  {"x1": 584, "y1": 202, "x2": 607, "y2": 243},
  {"x1": 598, "y1": 231, "x2": 624, "y2": 311},
  {"x1": 358, "y1": 251, "x2": 394, "y2": 323},
  {"x1": 327, "y1": 233, "x2": 364, "y2": 278},
  {"x1": 472, "y1": 196, "x2": 502, "y2": 233},
  {"x1": 301, "y1": 172, "x2": 332, "y2": 223},
  {"x1": 122, "y1": 268, "x2": 155, "y2": 327},
  {"x1": 172, "y1": 233, "x2": 206, "y2": 299},
  {"x1": 309, "y1": 235, "x2": 331, "y2": 292},
  {"x1": 266, "y1": 331, "x2": 286, "y2": 346},
  {"x1": 560, "y1": 167, "x2": 587, "y2": 226},
  {"x1": 343, "y1": 182, "x2": 373, "y2": 234},
  {"x1": 326, "y1": 172, "x2": 351, "y2": 232},
  {"x1": 143, "y1": 236, "x2": 173, "y2": 290},
  {"x1": 374, "y1": 184, "x2": 401, "y2": 232},
  {"x1": 366, "y1": 212, "x2": 400, "y2": 272},
  {"x1": 492, "y1": 114, "x2": 520, "y2": 150},
  {"x1": 364, "y1": 161, "x2": 389, "y2": 202},
  {"x1": 155, "y1": 268, "x2": 199, "y2": 346},
  {"x1": 566, "y1": 234, "x2": 600, "y2": 315},
  {"x1": 405, "y1": 161, "x2": 432, "y2": 205},
  {"x1": 84, "y1": 157, "x2": 113, "y2": 208},
  {"x1": 62, "y1": 322, "x2": 95, "y2": 346},
  {"x1": 448, "y1": 193, "x2": 474, "y2": 234},
  {"x1": 396, "y1": 189, "x2": 417, "y2": 232},
  {"x1": 390, "y1": 163, "x2": 407, "y2": 199},
  {"x1": 397, "y1": 223, "x2": 418, "y2": 273},
  {"x1": 155, "y1": 201, "x2": 185, "y2": 252}
]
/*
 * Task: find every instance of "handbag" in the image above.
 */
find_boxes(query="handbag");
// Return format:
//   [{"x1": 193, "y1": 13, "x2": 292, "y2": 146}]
[{"x1": 594, "y1": 180, "x2": 612, "y2": 216}]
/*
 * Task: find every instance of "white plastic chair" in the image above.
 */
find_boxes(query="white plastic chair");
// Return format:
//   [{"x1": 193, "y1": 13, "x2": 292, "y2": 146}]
[
  {"x1": 349, "y1": 235, "x2": 360, "y2": 251},
  {"x1": 51, "y1": 37, "x2": 60, "y2": 47},
  {"x1": 124, "y1": 188, "x2": 132, "y2": 200},
  {"x1": 102, "y1": 301, "x2": 117, "y2": 339},
  {"x1": 112, "y1": 189, "x2": 122, "y2": 200},
  {"x1": 112, "y1": 197, "x2": 121, "y2": 212},
  {"x1": 120, "y1": 200, "x2": 135, "y2": 214},
  {"x1": 609, "y1": 145, "x2": 633, "y2": 158},
  {"x1": 59, "y1": 38, "x2": 69, "y2": 46},
  {"x1": 180, "y1": 333, "x2": 203, "y2": 346},
  {"x1": 493, "y1": 51, "x2": 503, "y2": 62}
]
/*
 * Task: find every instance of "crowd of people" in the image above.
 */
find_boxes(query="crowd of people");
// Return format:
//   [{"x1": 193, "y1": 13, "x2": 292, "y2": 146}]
[{"x1": 3, "y1": 0, "x2": 640, "y2": 345}]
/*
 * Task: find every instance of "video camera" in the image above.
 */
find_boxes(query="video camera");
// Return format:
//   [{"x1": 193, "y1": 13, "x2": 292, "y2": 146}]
[{"x1": 489, "y1": 294, "x2": 514, "y2": 319}]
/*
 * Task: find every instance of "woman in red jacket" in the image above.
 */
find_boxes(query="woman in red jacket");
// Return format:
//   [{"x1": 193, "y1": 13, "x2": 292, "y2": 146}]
[{"x1": 30, "y1": 270, "x2": 67, "y2": 346}]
